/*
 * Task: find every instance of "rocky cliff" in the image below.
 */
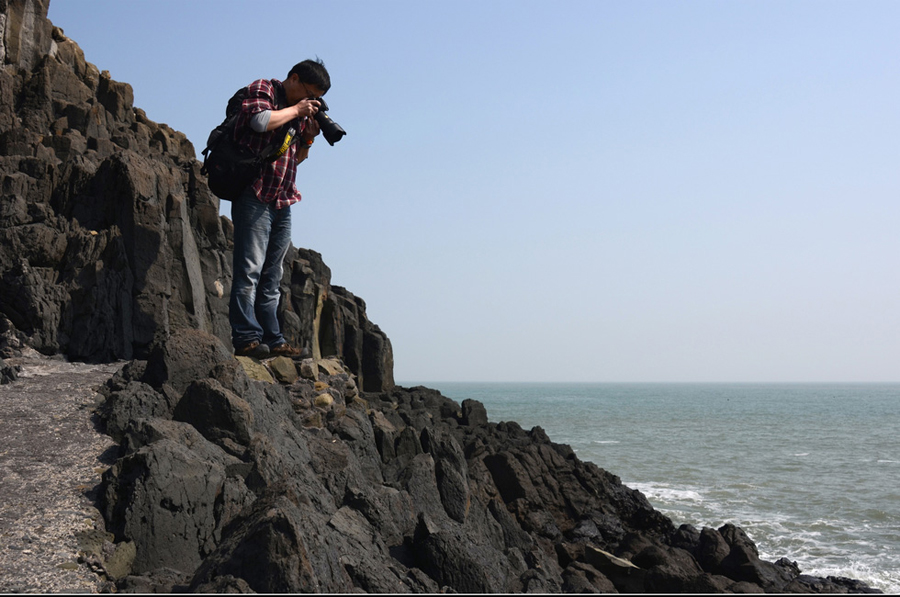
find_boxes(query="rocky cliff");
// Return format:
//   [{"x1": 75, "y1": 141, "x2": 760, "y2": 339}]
[
  {"x1": 0, "y1": 0, "x2": 393, "y2": 392},
  {"x1": 0, "y1": 1, "x2": 879, "y2": 593}
]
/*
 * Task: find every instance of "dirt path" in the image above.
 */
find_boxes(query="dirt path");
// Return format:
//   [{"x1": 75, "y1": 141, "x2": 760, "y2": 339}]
[{"x1": 0, "y1": 352, "x2": 121, "y2": 593}]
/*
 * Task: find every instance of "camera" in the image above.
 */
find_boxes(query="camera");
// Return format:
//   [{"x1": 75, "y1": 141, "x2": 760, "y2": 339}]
[{"x1": 314, "y1": 98, "x2": 346, "y2": 145}]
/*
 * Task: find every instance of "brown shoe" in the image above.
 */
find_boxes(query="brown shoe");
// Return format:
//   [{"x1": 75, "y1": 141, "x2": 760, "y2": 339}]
[
  {"x1": 234, "y1": 341, "x2": 270, "y2": 358},
  {"x1": 270, "y1": 342, "x2": 308, "y2": 359}
]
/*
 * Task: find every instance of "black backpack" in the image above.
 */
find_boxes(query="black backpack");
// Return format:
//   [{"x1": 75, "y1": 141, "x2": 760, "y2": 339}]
[{"x1": 201, "y1": 87, "x2": 280, "y2": 201}]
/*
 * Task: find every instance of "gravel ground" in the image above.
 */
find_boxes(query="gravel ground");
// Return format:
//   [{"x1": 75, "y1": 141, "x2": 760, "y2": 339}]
[{"x1": 0, "y1": 352, "x2": 121, "y2": 593}]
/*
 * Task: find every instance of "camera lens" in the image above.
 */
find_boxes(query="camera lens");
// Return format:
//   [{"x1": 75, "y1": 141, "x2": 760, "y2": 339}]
[{"x1": 314, "y1": 111, "x2": 347, "y2": 145}]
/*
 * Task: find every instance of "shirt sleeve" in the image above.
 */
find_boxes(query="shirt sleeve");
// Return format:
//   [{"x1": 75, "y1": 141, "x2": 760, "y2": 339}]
[
  {"x1": 250, "y1": 110, "x2": 271, "y2": 133},
  {"x1": 236, "y1": 79, "x2": 277, "y2": 135},
  {"x1": 242, "y1": 79, "x2": 277, "y2": 114}
]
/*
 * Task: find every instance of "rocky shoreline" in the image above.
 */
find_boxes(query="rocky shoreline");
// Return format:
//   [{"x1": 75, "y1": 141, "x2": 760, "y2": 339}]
[
  {"x1": 83, "y1": 328, "x2": 880, "y2": 593},
  {"x1": 0, "y1": 346, "x2": 884, "y2": 593},
  {"x1": 0, "y1": 0, "x2": 882, "y2": 592}
]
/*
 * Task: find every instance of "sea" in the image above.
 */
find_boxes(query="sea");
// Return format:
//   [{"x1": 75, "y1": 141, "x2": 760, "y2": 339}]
[{"x1": 410, "y1": 382, "x2": 899, "y2": 593}]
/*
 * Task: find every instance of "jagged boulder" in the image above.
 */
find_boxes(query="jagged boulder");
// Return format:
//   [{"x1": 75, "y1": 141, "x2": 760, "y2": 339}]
[
  {"x1": 101, "y1": 423, "x2": 256, "y2": 574},
  {"x1": 0, "y1": 355, "x2": 18, "y2": 383},
  {"x1": 281, "y1": 248, "x2": 394, "y2": 392}
]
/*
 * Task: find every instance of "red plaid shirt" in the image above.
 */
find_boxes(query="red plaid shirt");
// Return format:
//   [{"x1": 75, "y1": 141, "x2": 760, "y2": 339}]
[{"x1": 234, "y1": 78, "x2": 307, "y2": 208}]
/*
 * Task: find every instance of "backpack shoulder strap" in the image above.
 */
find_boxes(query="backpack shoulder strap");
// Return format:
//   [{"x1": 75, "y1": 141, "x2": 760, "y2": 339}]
[
  {"x1": 226, "y1": 86, "x2": 249, "y2": 118},
  {"x1": 201, "y1": 87, "x2": 249, "y2": 161}
]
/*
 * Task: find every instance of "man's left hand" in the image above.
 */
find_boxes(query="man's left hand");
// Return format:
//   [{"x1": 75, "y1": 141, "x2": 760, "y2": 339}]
[{"x1": 303, "y1": 116, "x2": 321, "y2": 143}]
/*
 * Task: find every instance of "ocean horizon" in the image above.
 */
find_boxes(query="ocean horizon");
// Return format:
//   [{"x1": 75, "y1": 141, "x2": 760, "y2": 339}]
[{"x1": 401, "y1": 381, "x2": 900, "y2": 594}]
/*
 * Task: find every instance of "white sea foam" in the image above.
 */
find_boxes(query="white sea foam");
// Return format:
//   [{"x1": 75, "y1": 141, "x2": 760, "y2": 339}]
[
  {"x1": 629, "y1": 482, "x2": 705, "y2": 504},
  {"x1": 593, "y1": 440, "x2": 620, "y2": 444},
  {"x1": 799, "y1": 557, "x2": 900, "y2": 594}
]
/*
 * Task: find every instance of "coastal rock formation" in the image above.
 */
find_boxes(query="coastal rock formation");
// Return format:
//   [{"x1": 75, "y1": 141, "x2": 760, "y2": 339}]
[
  {"x1": 0, "y1": 0, "x2": 393, "y2": 391},
  {"x1": 93, "y1": 328, "x2": 880, "y2": 594},
  {"x1": 0, "y1": 1, "x2": 880, "y2": 594}
]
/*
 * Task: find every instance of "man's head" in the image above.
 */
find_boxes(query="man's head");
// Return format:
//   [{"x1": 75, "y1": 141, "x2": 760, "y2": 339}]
[{"x1": 285, "y1": 58, "x2": 330, "y2": 105}]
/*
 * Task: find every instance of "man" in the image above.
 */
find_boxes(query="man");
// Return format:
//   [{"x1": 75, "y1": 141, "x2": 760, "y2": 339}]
[{"x1": 229, "y1": 59, "x2": 330, "y2": 358}]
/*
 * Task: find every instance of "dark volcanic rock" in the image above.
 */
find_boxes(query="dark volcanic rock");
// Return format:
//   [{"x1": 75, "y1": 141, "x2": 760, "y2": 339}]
[
  {"x1": 0, "y1": 0, "x2": 394, "y2": 390},
  {"x1": 100, "y1": 430, "x2": 253, "y2": 574},
  {"x1": 91, "y1": 329, "x2": 882, "y2": 593},
  {"x1": 0, "y1": 355, "x2": 19, "y2": 383}
]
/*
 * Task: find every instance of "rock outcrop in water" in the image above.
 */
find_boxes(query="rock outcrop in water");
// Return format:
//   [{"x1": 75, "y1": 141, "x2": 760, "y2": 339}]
[{"x1": 0, "y1": 1, "x2": 880, "y2": 593}]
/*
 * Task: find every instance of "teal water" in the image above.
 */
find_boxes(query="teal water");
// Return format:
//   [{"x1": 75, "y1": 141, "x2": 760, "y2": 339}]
[{"x1": 413, "y1": 382, "x2": 900, "y2": 593}]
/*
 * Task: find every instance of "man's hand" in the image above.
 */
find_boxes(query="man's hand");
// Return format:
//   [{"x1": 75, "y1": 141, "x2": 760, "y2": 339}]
[
  {"x1": 302, "y1": 115, "x2": 321, "y2": 142},
  {"x1": 293, "y1": 98, "x2": 320, "y2": 119}
]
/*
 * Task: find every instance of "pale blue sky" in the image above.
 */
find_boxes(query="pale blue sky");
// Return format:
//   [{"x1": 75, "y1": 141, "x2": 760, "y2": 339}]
[{"x1": 47, "y1": 1, "x2": 899, "y2": 382}]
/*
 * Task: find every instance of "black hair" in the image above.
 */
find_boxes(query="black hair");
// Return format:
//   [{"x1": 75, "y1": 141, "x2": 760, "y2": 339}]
[{"x1": 288, "y1": 58, "x2": 331, "y2": 93}]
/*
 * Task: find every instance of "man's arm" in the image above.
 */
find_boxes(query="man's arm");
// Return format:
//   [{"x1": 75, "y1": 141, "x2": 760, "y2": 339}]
[{"x1": 265, "y1": 99, "x2": 320, "y2": 131}]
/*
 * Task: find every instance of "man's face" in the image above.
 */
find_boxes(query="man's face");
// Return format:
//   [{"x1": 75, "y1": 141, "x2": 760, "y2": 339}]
[{"x1": 287, "y1": 73, "x2": 325, "y2": 105}]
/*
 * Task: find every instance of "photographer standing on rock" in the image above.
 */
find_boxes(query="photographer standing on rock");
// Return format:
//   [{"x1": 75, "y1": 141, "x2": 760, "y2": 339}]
[{"x1": 229, "y1": 59, "x2": 330, "y2": 358}]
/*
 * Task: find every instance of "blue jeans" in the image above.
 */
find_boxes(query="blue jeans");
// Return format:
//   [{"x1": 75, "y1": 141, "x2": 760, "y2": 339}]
[{"x1": 229, "y1": 188, "x2": 292, "y2": 348}]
